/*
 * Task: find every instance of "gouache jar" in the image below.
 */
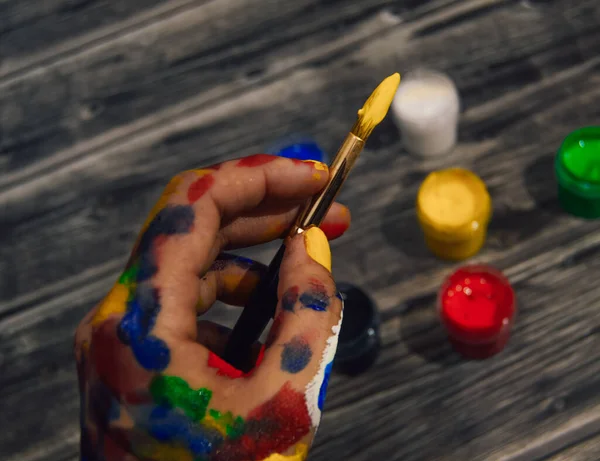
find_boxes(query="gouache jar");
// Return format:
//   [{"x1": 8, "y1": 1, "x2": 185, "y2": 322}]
[
  {"x1": 555, "y1": 126, "x2": 600, "y2": 219},
  {"x1": 416, "y1": 168, "x2": 491, "y2": 261},
  {"x1": 438, "y1": 265, "x2": 516, "y2": 359},
  {"x1": 391, "y1": 68, "x2": 460, "y2": 157},
  {"x1": 333, "y1": 282, "x2": 381, "y2": 375},
  {"x1": 268, "y1": 135, "x2": 329, "y2": 164}
]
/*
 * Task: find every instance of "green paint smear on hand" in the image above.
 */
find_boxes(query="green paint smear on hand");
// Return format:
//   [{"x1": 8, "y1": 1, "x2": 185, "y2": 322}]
[
  {"x1": 208, "y1": 409, "x2": 245, "y2": 439},
  {"x1": 119, "y1": 262, "x2": 140, "y2": 286},
  {"x1": 150, "y1": 375, "x2": 213, "y2": 421}
]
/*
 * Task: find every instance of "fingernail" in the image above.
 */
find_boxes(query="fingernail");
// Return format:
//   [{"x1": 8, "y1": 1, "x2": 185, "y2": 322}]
[
  {"x1": 302, "y1": 159, "x2": 329, "y2": 172},
  {"x1": 304, "y1": 226, "x2": 331, "y2": 272}
]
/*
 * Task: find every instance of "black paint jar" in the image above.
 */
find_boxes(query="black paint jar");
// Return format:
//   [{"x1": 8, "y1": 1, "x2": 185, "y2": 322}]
[{"x1": 333, "y1": 282, "x2": 381, "y2": 375}]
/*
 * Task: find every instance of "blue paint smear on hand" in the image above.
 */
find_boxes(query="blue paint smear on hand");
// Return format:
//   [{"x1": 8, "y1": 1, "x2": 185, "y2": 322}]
[
  {"x1": 149, "y1": 405, "x2": 223, "y2": 455},
  {"x1": 210, "y1": 253, "x2": 257, "y2": 271},
  {"x1": 117, "y1": 205, "x2": 195, "y2": 371},
  {"x1": 275, "y1": 141, "x2": 327, "y2": 163},
  {"x1": 299, "y1": 289, "x2": 329, "y2": 311},
  {"x1": 133, "y1": 336, "x2": 171, "y2": 371},
  {"x1": 318, "y1": 361, "x2": 334, "y2": 411},
  {"x1": 281, "y1": 287, "x2": 299, "y2": 312},
  {"x1": 281, "y1": 336, "x2": 312, "y2": 374}
]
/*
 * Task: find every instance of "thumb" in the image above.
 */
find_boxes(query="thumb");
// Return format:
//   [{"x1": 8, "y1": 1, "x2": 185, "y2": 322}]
[{"x1": 251, "y1": 226, "x2": 343, "y2": 427}]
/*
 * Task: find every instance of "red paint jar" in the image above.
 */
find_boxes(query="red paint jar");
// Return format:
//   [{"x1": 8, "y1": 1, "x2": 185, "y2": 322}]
[{"x1": 438, "y1": 265, "x2": 516, "y2": 359}]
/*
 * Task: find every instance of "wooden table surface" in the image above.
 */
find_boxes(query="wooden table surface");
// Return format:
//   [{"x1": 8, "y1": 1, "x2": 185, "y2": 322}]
[{"x1": 2, "y1": 0, "x2": 600, "y2": 460}]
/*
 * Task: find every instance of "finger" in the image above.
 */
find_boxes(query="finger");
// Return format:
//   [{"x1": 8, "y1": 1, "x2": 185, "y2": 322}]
[
  {"x1": 220, "y1": 201, "x2": 351, "y2": 248},
  {"x1": 119, "y1": 155, "x2": 331, "y2": 372},
  {"x1": 250, "y1": 227, "x2": 343, "y2": 427},
  {"x1": 195, "y1": 253, "x2": 266, "y2": 313},
  {"x1": 319, "y1": 202, "x2": 351, "y2": 241}
]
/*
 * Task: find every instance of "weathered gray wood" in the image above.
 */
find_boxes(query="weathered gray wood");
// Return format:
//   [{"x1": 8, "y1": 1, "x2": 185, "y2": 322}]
[
  {"x1": 1, "y1": 46, "x2": 599, "y2": 303},
  {"x1": 547, "y1": 434, "x2": 600, "y2": 461},
  {"x1": 2, "y1": 0, "x2": 598, "y2": 183},
  {"x1": 2, "y1": 0, "x2": 600, "y2": 460},
  {"x1": 0, "y1": 0, "x2": 181, "y2": 74}
]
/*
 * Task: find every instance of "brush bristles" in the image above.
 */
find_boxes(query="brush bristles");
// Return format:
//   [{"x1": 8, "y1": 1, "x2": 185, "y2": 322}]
[
  {"x1": 351, "y1": 72, "x2": 401, "y2": 141},
  {"x1": 351, "y1": 117, "x2": 376, "y2": 140}
]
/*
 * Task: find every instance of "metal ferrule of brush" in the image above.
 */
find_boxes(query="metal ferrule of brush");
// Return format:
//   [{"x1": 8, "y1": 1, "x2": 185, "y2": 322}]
[{"x1": 288, "y1": 133, "x2": 365, "y2": 237}]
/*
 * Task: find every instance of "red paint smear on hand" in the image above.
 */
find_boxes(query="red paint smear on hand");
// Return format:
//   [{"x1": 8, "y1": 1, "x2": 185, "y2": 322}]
[
  {"x1": 211, "y1": 382, "x2": 311, "y2": 461},
  {"x1": 236, "y1": 154, "x2": 277, "y2": 167},
  {"x1": 319, "y1": 221, "x2": 348, "y2": 240},
  {"x1": 102, "y1": 430, "x2": 134, "y2": 461},
  {"x1": 207, "y1": 346, "x2": 265, "y2": 379},
  {"x1": 91, "y1": 318, "x2": 153, "y2": 404},
  {"x1": 188, "y1": 174, "x2": 215, "y2": 203},
  {"x1": 308, "y1": 277, "x2": 327, "y2": 294}
]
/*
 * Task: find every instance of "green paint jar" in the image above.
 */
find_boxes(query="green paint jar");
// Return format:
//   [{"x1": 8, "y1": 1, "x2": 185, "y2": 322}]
[{"x1": 555, "y1": 126, "x2": 600, "y2": 219}]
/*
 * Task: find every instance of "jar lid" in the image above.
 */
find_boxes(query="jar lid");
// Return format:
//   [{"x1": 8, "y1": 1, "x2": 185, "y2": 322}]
[
  {"x1": 334, "y1": 282, "x2": 380, "y2": 375},
  {"x1": 417, "y1": 168, "x2": 491, "y2": 242},
  {"x1": 555, "y1": 126, "x2": 600, "y2": 215},
  {"x1": 438, "y1": 265, "x2": 516, "y2": 359}
]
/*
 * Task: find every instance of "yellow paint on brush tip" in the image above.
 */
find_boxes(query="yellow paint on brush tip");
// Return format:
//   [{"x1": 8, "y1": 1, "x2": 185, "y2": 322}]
[
  {"x1": 304, "y1": 226, "x2": 331, "y2": 272},
  {"x1": 355, "y1": 72, "x2": 401, "y2": 139}
]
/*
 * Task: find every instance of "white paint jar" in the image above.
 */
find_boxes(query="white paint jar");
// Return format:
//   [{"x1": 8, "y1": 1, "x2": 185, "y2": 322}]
[{"x1": 391, "y1": 69, "x2": 460, "y2": 157}]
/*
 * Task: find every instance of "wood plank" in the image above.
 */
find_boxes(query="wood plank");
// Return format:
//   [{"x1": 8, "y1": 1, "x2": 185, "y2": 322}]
[
  {"x1": 492, "y1": 405, "x2": 600, "y2": 460},
  {"x1": 3, "y1": 0, "x2": 597, "y2": 185},
  {"x1": 546, "y1": 435, "x2": 600, "y2": 461},
  {"x1": 311, "y1": 264, "x2": 600, "y2": 461},
  {"x1": 2, "y1": 0, "x2": 599, "y2": 219},
  {"x1": 1, "y1": 35, "x2": 598, "y2": 304},
  {"x1": 2, "y1": 64, "x2": 600, "y2": 460},
  {"x1": 0, "y1": 0, "x2": 402, "y2": 177},
  {"x1": 0, "y1": 0, "x2": 191, "y2": 75},
  {"x1": 3, "y1": 219, "x2": 600, "y2": 460},
  {"x1": 3, "y1": 0, "x2": 600, "y2": 460}
]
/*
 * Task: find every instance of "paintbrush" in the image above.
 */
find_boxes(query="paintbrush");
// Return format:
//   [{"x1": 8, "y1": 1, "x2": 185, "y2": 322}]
[{"x1": 223, "y1": 73, "x2": 401, "y2": 372}]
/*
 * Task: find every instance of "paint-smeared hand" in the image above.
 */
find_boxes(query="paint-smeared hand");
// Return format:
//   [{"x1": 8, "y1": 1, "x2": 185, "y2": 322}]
[{"x1": 74, "y1": 154, "x2": 350, "y2": 461}]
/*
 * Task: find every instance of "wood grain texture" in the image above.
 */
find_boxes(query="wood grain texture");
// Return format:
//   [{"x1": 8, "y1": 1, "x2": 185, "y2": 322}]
[
  {"x1": 1, "y1": 0, "x2": 600, "y2": 460},
  {"x1": 547, "y1": 435, "x2": 600, "y2": 461}
]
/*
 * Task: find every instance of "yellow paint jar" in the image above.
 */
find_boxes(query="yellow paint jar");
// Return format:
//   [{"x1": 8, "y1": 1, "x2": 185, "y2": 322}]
[{"x1": 416, "y1": 168, "x2": 491, "y2": 260}]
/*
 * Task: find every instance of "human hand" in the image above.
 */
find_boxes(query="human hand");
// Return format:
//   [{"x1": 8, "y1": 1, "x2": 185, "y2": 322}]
[{"x1": 74, "y1": 154, "x2": 350, "y2": 461}]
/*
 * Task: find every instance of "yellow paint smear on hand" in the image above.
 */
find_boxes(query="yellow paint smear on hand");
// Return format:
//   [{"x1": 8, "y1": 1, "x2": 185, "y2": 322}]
[
  {"x1": 222, "y1": 272, "x2": 261, "y2": 300},
  {"x1": 202, "y1": 414, "x2": 228, "y2": 437},
  {"x1": 139, "y1": 169, "x2": 212, "y2": 236},
  {"x1": 134, "y1": 441, "x2": 193, "y2": 461},
  {"x1": 302, "y1": 160, "x2": 329, "y2": 172},
  {"x1": 357, "y1": 73, "x2": 401, "y2": 130},
  {"x1": 91, "y1": 283, "x2": 130, "y2": 326},
  {"x1": 140, "y1": 175, "x2": 185, "y2": 232},
  {"x1": 304, "y1": 226, "x2": 331, "y2": 272},
  {"x1": 260, "y1": 444, "x2": 308, "y2": 461},
  {"x1": 202, "y1": 411, "x2": 240, "y2": 437},
  {"x1": 192, "y1": 168, "x2": 215, "y2": 177}
]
